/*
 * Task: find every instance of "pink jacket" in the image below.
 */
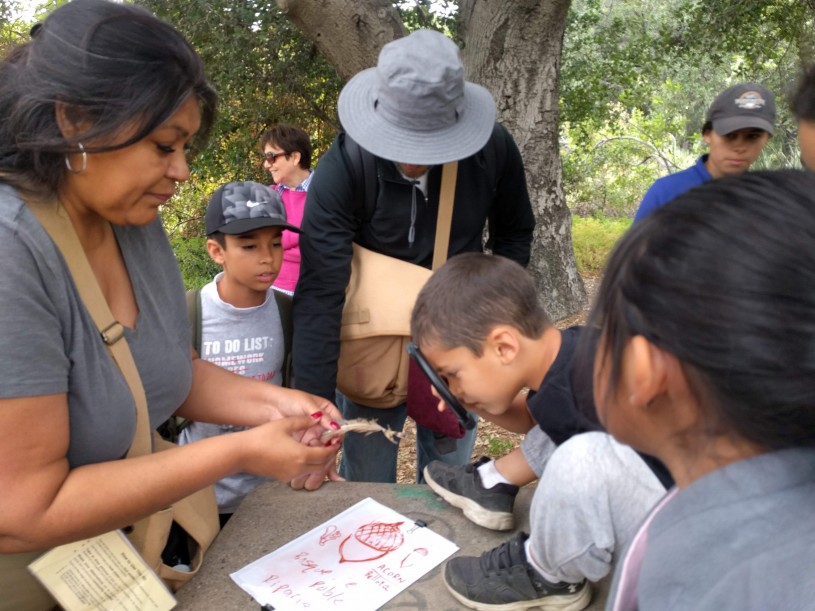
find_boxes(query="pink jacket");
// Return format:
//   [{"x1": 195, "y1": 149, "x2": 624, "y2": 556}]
[{"x1": 272, "y1": 187, "x2": 306, "y2": 293}]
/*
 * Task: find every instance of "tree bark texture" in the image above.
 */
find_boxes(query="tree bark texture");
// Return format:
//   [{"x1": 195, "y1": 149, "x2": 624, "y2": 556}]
[
  {"x1": 277, "y1": 0, "x2": 586, "y2": 319},
  {"x1": 275, "y1": 0, "x2": 407, "y2": 80},
  {"x1": 460, "y1": 0, "x2": 585, "y2": 320}
]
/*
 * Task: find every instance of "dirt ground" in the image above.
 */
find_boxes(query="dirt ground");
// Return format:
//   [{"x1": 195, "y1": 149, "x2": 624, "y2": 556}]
[{"x1": 395, "y1": 274, "x2": 599, "y2": 483}]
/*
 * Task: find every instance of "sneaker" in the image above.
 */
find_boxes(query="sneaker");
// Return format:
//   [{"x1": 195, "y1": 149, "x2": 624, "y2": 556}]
[
  {"x1": 443, "y1": 532, "x2": 592, "y2": 611},
  {"x1": 424, "y1": 457, "x2": 519, "y2": 530}
]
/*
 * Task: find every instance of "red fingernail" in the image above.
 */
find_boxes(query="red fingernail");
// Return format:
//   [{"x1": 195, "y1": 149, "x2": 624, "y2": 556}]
[
  {"x1": 311, "y1": 411, "x2": 323, "y2": 420},
  {"x1": 324, "y1": 440, "x2": 333, "y2": 447},
  {"x1": 329, "y1": 421, "x2": 341, "y2": 430}
]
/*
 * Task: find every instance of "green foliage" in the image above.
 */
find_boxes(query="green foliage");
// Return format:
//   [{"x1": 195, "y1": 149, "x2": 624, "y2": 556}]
[
  {"x1": 168, "y1": 235, "x2": 220, "y2": 290},
  {"x1": 396, "y1": 0, "x2": 458, "y2": 38},
  {"x1": 562, "y1": 0, "x2": 812, "y2": 136},
  {"x1": 562, "y1": 101, "x2": 698, "y2": 218},
  {"x1": 137, "y1": 0, "x2": 342, "y2": 238},
  {"x1": 571, "y1": 216, "x2": 631, "y2": 275},
  {"x1": 676, "y1": 0, "x2": 815, "y2": 70},
  {"x1": 0, "y1": 0, "x2": 63, "y2": 51},
  {"x1": 486, "y1": 437, "x2": 515, "y2": 458}
]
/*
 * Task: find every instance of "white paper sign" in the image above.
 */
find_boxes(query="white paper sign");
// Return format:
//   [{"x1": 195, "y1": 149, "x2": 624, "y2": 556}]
[{"x1": 230, "y1": 497, "x2": 458, "y2": 610}]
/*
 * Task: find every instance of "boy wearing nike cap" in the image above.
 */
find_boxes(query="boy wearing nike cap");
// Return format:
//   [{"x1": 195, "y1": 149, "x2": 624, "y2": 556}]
[
  {"x1": 634, "y1": 82, "x2": 776, "y2": 222},
  {"x1": 179, "y1": 181, "x2": 302, "y2": 524}
]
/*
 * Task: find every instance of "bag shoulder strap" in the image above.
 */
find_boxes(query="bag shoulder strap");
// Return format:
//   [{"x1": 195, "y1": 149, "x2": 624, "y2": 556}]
[
  {"x1": 272, "y1": 289, "x2": 293, "y2": 387},
  {"x1": 186, "y1": 287, "x2": 202, "y2": 354},
  {"x1": 26, "y1": 200, "x2": 151, "y2": 458},
  {"x1": 432, "y1": 161, "x2": 458, "y2": 270}
]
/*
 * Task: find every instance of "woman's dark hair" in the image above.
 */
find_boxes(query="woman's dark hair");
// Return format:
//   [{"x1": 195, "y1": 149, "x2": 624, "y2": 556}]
[
  {"x1": 259, "y1": 124, "x2": 312, "y2": 169},
  {"x1": 0, "y1": 0, "x2": 218, "y2": 197},
  {"x1": 791, "y1": 63, "x2": 815, "y2": 121},
  {"x1": 589, "y1": 170, "x2": 815, "y2": 450}
]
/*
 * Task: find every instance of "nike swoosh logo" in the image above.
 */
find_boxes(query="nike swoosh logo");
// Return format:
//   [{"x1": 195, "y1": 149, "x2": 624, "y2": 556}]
[{"x1": 246, "y1": 200, "x2": 261, "y2": 208}]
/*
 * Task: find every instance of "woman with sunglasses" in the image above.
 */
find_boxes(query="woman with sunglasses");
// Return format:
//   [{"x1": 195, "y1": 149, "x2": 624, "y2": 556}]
[{"x1": 260, "y1": 124, "x2": 314, "y2": 295}]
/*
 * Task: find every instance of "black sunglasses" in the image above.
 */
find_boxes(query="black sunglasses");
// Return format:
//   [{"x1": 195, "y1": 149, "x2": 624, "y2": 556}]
[
  {"x1": 406, "y1": 342, "x2": 476, "y2": 430},
  {"x1": 263, "y1": 151, "x2": 288, "y2": 163}
]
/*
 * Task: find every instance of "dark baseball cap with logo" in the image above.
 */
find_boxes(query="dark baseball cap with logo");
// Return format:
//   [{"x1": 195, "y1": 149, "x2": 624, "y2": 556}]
[
  {"x1": 205, "y1": 181, "x2": 301, "y2": 236},
  {"x1": 706, "y1": 83, "x2": 776, "y2": 136}
]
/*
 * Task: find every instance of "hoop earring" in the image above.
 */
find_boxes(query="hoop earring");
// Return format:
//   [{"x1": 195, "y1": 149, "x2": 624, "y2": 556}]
[{"x1": 65, "y1": 143, "x2": 87, "y2": 174}]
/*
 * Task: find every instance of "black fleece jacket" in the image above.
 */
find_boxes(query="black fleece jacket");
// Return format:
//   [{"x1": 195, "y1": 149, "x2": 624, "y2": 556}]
[{"x1": 293, "y1": 123, "x2": 535, "y2": 401}]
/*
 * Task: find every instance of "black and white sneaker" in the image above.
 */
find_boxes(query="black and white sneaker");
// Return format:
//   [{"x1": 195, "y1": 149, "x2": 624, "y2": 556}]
[
  {"x1": 443, "y1": 532, "x2": 592, "y2": 611},
  {"x1": 424, "y1": 457, "x2": 519, "y2": 531}
]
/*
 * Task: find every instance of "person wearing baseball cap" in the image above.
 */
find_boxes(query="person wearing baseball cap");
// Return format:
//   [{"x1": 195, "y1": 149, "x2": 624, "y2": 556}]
[
  {"x1": 292, "y1": 29, "x2": 535, "y2": 487},
  {"x1": 634, "y1": 82, "x2": 776, "y2": 222},
  {"x1": 179, "y1": 181, "x2": 318, "y2": 525}
]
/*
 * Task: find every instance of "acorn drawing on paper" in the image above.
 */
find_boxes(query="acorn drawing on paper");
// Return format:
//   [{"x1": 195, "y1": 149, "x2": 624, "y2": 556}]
[
  {"x1": 319, "y1": 524, "x2": 342, "y2": 546},
  {"x1": 400, "y1": 547, "x2": 428, "y2": 568},
  {"x1": 338, "y1": 521, "x2": 405, "y2": 563}
]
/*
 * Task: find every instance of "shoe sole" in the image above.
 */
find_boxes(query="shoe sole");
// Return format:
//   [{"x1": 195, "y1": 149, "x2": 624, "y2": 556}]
[
  {"x1": 443, "y1": 572, "x2": 593, "y2": 611},
  {"x1": 424, "y1": 465, "x2": 515, "y2": 531}
]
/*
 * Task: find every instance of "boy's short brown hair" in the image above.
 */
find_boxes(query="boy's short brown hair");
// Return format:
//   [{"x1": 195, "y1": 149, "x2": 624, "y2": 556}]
[{"x1": 410, "y1": 253, "x2": 549, "y2": 355}]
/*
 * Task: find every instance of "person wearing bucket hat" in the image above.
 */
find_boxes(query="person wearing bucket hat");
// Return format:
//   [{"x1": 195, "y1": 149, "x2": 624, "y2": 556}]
[
  {"x1": 292, "y1": 29, "x2": 535, "y2": 484},
  {"x1": 791, "y1": 64, "x2": 815, "y2": 171},
  {"x1": 179, "y1": 181, "x2": 333, "y2": 524},
  {"x1": 634, "y1": 82, "x2": 775, "y2": 222}
]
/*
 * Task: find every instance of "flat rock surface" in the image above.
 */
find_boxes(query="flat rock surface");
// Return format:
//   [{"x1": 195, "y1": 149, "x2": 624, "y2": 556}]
[{"x1": 175, "y1": 480, "x2": 610, "y2": 610}]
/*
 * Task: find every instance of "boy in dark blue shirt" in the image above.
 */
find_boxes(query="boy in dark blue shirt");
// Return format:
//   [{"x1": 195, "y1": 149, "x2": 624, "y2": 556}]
[{"x1": 634, "y1": 82, "x2": 775, "y2": 222}]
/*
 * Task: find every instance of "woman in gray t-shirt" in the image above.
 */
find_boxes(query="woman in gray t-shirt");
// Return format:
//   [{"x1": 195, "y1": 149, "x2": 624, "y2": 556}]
[{"x1": 0, "y1": 2, "x2": 341, "y2": 607}]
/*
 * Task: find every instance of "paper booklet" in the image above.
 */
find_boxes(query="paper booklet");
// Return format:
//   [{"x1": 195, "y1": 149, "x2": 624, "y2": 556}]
[
  {"x1": 29, "y1": 529, "x2": 176, "y2": 611},
  {"x1": 230, "y1": 497, "x2": 458, "y2": 610}
]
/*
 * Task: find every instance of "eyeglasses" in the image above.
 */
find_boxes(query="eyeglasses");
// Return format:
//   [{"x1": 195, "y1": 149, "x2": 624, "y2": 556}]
[{"x1": 262, "y1": 151, "x2": 288, "y2": 163}]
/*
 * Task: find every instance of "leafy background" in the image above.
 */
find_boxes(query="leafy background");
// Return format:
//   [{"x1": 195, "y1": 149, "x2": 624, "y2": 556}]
[{"x1": 4, "y1": 0, "x2": 811, "y2": 283}]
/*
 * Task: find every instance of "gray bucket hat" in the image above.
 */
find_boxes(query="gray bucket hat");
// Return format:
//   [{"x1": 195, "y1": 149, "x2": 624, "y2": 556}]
[
  {"x1": 205, "y1": 181, "x2": 300, "y2": 236},
  {"x1": 337, "y1": 29, "x2": 496, "y2": 165},
  {"x1": 706, "y1": 82, "x2": 776, "y2": 136}
]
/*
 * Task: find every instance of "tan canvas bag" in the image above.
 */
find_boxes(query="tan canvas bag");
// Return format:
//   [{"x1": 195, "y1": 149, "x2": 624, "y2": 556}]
[
  {"x1": 336, "y1": 161, "x2": 458, "y2": 408},
  {"x1": 1, "y1": 199, "x2": 219, "y2": 608}
]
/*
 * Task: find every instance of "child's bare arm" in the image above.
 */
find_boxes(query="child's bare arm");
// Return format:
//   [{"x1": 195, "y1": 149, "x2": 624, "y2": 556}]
[{"x1": 468, "y1": 389, "x2": 534, "y2": 433}]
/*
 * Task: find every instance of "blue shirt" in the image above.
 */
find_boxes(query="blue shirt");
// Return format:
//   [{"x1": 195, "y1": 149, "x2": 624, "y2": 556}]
[
  {"x1": 274, "y1": 170, "x2": 313, "y2": 193},
  {"x1": 633, "y1": 155, "x2": 712, "y2": 223}
]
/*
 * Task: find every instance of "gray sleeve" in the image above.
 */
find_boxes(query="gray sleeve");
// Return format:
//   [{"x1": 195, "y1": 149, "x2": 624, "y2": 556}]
[{"x1": 0, "y1": 206, "x2": 70, "y2": 398}]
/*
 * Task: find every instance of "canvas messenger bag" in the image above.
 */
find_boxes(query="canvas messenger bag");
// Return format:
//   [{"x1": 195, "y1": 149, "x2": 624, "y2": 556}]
[
  {"x1": 5, "y1": 199, "x2": 219, "y2": 609},
  {"x1": 336, "y1": 161, "x2": 458, "y2": 408}
]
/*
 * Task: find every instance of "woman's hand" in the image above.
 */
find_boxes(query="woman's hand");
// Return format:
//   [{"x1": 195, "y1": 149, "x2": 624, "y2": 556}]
[
  {"x1": 239, "y1": 416, "x2": 341, "y2": 483},
  {"x1": 265, "y1": 387, "x2": 343, "y2": 434},
  {"x1": 266, "y1": 391, "x2": 346, "y2": 491}
]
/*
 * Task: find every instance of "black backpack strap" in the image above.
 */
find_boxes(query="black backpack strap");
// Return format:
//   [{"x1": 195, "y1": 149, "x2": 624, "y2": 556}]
[
  {"x1": 185, "y1": 287, "x2": 202, "y2": 354},
  {"x1": 481, "y1": 123, "x2": 506, "y2": 252},
  {"x1": 158, "y1": 288, "x2": 200, "y2": 442},
  {"x1": 272, "y1": 290, "x2": 294, "y2": 388},
  {"x1": 339, "y1": 132, "x2": 379, "y2": 226}
]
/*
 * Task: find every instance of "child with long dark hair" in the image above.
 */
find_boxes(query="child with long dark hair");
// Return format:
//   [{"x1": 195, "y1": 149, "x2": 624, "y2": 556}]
[{"x1": 594, "y1": 170, "x2": 815, "y2": 610}]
